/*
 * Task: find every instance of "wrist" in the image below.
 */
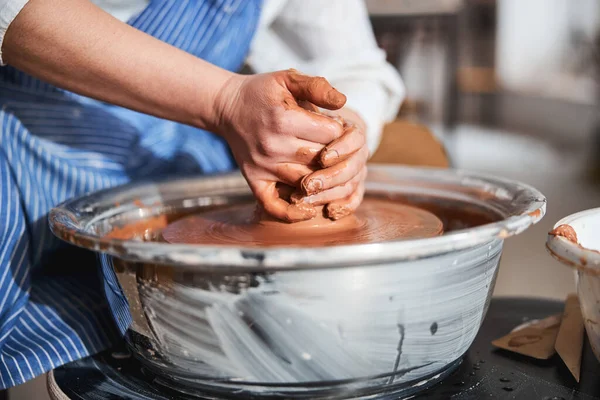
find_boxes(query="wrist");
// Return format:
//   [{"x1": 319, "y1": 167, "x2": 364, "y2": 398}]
[
  {"x1": 209, "y1": 72, "x2": 246, "y2": 138},
  {"x1": 184, "y1": 66, "x2": 239, "y2": 134}
]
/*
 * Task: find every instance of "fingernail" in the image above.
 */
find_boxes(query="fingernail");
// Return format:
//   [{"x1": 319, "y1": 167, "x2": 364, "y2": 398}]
[
  {"x1": 303, "y1": 178, "x2": 323, "y2": 196},
  {"x1": 321, "y1": 149, "x2": 339, "y2": 165}
]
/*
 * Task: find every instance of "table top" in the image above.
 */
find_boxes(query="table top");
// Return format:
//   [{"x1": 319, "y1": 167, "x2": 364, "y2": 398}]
[{"x1": 50, "y1": 297, "x2": 600, "y2": 399}]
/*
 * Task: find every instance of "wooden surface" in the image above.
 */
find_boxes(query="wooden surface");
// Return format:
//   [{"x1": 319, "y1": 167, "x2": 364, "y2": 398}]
[
  {"x1": 369, "y1": 120, "x2": 450, "y2": 168},
  {"x1": 457, "y1": 67, "x2": 498, "y2": 94}
]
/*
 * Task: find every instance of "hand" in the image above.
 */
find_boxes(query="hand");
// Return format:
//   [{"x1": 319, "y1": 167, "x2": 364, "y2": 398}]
[
  {"x1": 214, "y1": 69, "x2": 350, "y2": 222},
  {"x1": 294, "y1": 108, "x2": 369, "y2": 220}
]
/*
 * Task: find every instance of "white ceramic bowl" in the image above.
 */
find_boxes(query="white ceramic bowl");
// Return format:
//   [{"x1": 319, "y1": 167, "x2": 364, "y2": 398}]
[{"x1": 547, "y1": 208, "x2": 600, "y2": 361}]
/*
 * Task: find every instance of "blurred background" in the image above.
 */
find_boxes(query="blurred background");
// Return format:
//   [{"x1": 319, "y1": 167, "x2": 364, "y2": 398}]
[
  {"x1": 9, "y1": 0, "x2": 600, "y2": 398},
  {"x1": 368, "y1": 0, "x2": 600, "y2": 300}
]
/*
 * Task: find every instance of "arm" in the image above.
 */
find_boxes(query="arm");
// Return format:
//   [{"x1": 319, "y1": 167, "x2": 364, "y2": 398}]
[
  {"x1": 247, "y1": 0, "x2": 406, "y2": 155},
  {"x1": 1, "y1": 0, "x2": 352, "y2": 222},
  {"x1": 1, "y1": 0, "x2": 230, "y2": 132}
]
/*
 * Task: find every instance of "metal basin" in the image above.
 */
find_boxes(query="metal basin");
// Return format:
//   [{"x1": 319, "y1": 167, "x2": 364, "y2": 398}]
[{"x1": 49, "y1": 165, "x2": 546, "y2": 399}]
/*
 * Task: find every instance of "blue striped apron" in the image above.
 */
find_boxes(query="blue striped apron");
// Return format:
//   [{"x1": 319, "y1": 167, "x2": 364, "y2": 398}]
[{"x1": 0, "y1": 0, "x2": 262, "y2": 389}]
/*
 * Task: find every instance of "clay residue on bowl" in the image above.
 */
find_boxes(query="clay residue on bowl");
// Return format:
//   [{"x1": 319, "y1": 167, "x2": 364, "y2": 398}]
[
  {"x1": 549, "y1": 224, "x2": 578, "y2": 245},
  {"x1": 547, "y1": 223, "x2": 600, "y2": 272},
  {"x1": 105, "y1": 215, "x2": 168, "y2": 241},
  {"x1": 529, "y1": 209, "x2": 542, "y2": 219}
]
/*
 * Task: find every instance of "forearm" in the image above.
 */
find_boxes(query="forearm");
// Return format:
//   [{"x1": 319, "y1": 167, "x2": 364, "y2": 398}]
[{"x1": 1, "y1": 0, "x2": 234, "y2": 131}]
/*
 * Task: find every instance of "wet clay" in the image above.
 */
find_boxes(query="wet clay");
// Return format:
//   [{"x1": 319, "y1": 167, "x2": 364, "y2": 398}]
[
  {"x1": 507, "y1": 335, "x2": 543, "y2": 347},
  {"x1": 104, "y1": 108, "x2": 452, "y2": 247},
  {"x1": 549, "y1": 224, "x2": 578, "y2": 244},
  {"x1": 106, "y1": 215, "x2": 168, "y2": 240},
  {"x1": 161, "y1": 198, "x2": 444, "y2": 247}
]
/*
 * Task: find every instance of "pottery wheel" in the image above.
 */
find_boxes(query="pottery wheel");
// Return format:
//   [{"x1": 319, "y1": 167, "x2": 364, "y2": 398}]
[
  {"x1": 162, "y1": 198, "x2": 444, "y2": 247},
  {"x1": 49, "y1": 299, "x2": 600, "y2": 400}
]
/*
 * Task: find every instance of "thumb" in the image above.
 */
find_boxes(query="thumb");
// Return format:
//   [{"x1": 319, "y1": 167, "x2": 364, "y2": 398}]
[
  {"x1": 252, "y1": 180, "x2": 317, "y2": 223},
  {"x1": 283, "y1": 69, "x2": 346, "y2": 110}
]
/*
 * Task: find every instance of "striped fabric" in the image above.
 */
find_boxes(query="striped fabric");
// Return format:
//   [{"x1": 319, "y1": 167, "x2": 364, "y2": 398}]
[{"x1": 0, "y1": 0, "x2": 262, "y2": 389}]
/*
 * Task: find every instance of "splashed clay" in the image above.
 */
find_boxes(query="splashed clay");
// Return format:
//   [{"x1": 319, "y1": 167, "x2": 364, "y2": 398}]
[{"x1": 549, "y1": 224, "x2": 578, "y2": 244}]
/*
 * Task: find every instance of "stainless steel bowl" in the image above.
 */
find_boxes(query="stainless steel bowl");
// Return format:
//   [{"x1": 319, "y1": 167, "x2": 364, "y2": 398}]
[{"x1": 49, "y1": 165, "x2": 546, "y2": 399}]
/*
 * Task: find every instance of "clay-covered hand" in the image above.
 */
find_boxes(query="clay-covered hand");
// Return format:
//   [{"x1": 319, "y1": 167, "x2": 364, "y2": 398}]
[
  {"x1": 296, "y1": 108, "x2": 369, "y2": 220},
  {"x1": 214, "y1": 69, "x2": 348, "y2": 222}
]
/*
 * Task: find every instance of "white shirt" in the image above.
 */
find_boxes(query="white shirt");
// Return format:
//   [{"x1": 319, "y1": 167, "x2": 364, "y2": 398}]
[{"x1": 0, "y1": 0, "x2": 405, "y2": 154}]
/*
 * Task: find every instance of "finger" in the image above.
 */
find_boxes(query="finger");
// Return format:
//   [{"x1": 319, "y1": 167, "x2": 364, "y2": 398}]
[
  {"x1": 330, "y1": 114, "x2": 345, "y2": 126},
  {"x1": 325, "y1": 181, "x2": 365, "y2": 220},
  {"x1": 274, "y1": 163, "x2": 317, "y2": 187},
  {"x1": 320, "y1": 124, "x2": 366, "y2": 168},
  {"x1": 252, "y1": 180, "x2": 317, "y2": 223},
  {"x1": 296, "y1": 167, "x2": 366, "y2": 206},
  {"x1": 285, "y1": 137, "x2": 328, "y2": 165},
  {"x1": 281, "y1": 99, "x2": 344, "y2": 144},
  {"x1": 253, "y1": 134, "x2": 328, "y2": 165},
  {"x1": 283, "y1": 69, "x2": 346, "y2": 110},
  {"x1": 294, "y1": 143, "x2": 324, "y2": 165},
  {"x1": 254, "y1": 136, "x2": 326, "y2": 165},
  {"x1": 298, "y1": 100, "x2": 346, "y2": 129},
  {"x1": 301, "y1": 146, "x2": 369, "y2": 196},
  {"x1": 297, "y1": 100, "x2": 319, "y2": 113}
]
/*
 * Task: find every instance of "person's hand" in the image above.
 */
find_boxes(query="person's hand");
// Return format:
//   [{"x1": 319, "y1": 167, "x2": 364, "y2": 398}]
[
  {"x1": 214, "y1": 69, "x2": 366, "y2": 222},
  {"x1": 293, "y1": 107, "x2": 369, "y2": 220}
]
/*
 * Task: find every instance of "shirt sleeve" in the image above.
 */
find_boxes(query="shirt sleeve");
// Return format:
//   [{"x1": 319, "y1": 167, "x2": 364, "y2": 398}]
[
  {"x1": 0, "y1": 0, "x2": 28, "y2": 65},
  {"x1": 247, "y1": 0, "x2": 405, "y2": 155}
]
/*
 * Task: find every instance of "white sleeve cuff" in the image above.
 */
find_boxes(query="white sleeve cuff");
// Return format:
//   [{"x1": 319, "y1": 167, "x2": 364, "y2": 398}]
[
  {"x1": 329, "y1": 63, "x2": 406, "y2": 156},
  {"x1": 0, "y1": 0, "x2": 29, "y2": 66}
]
